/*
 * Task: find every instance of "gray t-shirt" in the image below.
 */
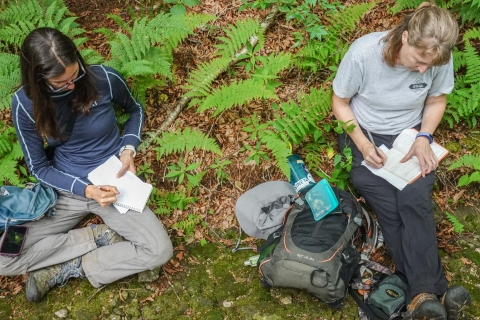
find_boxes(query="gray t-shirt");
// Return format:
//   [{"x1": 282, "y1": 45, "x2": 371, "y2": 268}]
[{"x1": 333, "y1": 31, "x2": 454, "y2": 135}]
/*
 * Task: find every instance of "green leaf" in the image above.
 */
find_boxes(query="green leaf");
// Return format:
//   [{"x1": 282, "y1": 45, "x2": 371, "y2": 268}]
[
  {"x1": 183, "y1": 0, "x2": 200, "y2": 7},
  {"x1": 171, "y1": 4, "x2": 187, "y2": 15}
]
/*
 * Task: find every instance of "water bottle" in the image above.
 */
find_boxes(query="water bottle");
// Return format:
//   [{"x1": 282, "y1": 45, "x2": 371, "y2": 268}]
[
  {"x1": 244, "y1": 255, "x2": 260, "y2": 267},
  {"x1": 287, "y1": 154, "x2": 316, "y2": 193}
]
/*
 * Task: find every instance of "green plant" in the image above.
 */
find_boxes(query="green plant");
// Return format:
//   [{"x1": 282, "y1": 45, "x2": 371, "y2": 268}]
[
  {"x1": 0, "y1": 122, "x2": 29, "y2": 186},
  {"x1": 165, "y1": 158, "x2": 205, "y2": 187},
  {"x1": 137, "y1": 163, "x2": 154, "y2": 179},
  {"x1": 171, "y1": 213, "x2": 202, "y2": 238},
  {"x1": 153, "y1": 127, "x2": 222, "y2": 158},
  {"x1": 164, "y1": 0, "x2": 201, "y2": 15},
  {"x1": 151, "y1": 188, "x2": 196, "y2": 215},
  {"x1": 448, "y1": 154, "x2": 480, "y2": 187},
  {"x1": 242, "y1": 112, "x2": 269, "y2": 141},
  {"x1": 242, "y1": 142, "x2": 270, "y2": 165},
  {"x1": 0, "y1": 53, "x2": 20, "y2": 110},
  {"x1": 209, "y1": 158, "x2": 232, "y2": 183},
  {"x1": 293, "y1": 2, "x2": 376, "y2": 73},
  {"x1": 96, "y1": 12, "x2": 214, "y2": 105},
  {"x1": 444, "y1": 28, "x2": 480, "y2": 128},
  {"x1": 445, "y1": 211, "x2": 465, "y2": 234}
]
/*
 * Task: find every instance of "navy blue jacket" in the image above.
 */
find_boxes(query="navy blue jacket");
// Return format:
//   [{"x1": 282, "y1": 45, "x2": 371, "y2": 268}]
[{"x1": 12, "y1": 65, "x2": 144, "y2": 196}]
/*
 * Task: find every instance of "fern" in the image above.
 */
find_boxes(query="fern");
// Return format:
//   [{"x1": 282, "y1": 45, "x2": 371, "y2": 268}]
[
  {"x1": 151, "y1": 188, "x2": 196, "y2": 216},
  {"x1": 153, "y1": 127, "x2": 222, "y2": 158},
  {"x1": 183, "y1": 57, "x2": 231, "y2": 100},
  {"x1": 215, "y1": 18, "x2": 265, "y2": 59},
  {"x1": 445, "y1": 211, "x2": 465, "y2": 234},
  {"x1": 196, "y1": 78, "x2": 277, "y2": 116},
  {"x1": 171, "y1": 214, "x2": 202, "y2": 237},
  {"x1": 450, "y1": 0, "x2": 480, "y2": 24},
  {"x1": 0, "y1": 0, "x2": 86, "y2": 50},
  {"x1": 389, "y1": 0, "x2": 423, "y2": 15},
  {"x1": 0, "y1": 53, "x2": 20, "y2": 111},
  {"x1": 445, "y1": 28, "x2": 480, "y2": 127},
  {"x1": 97, "y1": 12, "x2": 214, "y2": 105},
  {"x1": 294, "y1": 2, "x2": 376, "y2": 73},
  {"x1": 0, "y1": 123, "x2": 25, "y2": 186},
  {"x1": 448, "y1": 154, "x2": 480, "y2": 187},
  {"x1": 261, "y1": 133, "x2": 291, "y2": 177}
]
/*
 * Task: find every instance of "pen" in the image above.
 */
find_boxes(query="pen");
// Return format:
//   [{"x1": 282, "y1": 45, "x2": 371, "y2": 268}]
[{"x1": 366, "y1": 130, "x2": 384, "y2": 166}]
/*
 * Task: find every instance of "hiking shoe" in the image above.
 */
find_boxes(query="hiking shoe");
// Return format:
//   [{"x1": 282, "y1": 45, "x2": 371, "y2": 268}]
[
  {"x1": 25, "y1": 257, "x2": 85, "y2": 302},
  {"x1": 405, "y1": 292, "x2": 447, "y2": 320},
  {"x1": 442, "y1": 285, "x2": 471, "y2": 320},
  {"x1": 90, "y1": 224, "x2": 124, "y2": 247}
]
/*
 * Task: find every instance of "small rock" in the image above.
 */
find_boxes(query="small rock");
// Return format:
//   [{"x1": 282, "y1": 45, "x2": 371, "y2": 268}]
[
  {"x1": 108, "y1": 315, "x2": 121, "y2": 320},
  {"x1": 54, "y1": 309, "x2": 68, "y2": 318},
  {"x1": 223, "y1": 301, "x2": 234, "y2": 308},
  {"x1": 279, "y1": 295, "x2": 292, "y2": 305},
  {"x1": 112, "y1": 308, "x2": 125, "y2": 316},
  {"x1": 137, "y1": 267, "x2": 161, "y2": 282},
  {"x1": 121, "y1": 290, "x2": 129, "y2": 301}
]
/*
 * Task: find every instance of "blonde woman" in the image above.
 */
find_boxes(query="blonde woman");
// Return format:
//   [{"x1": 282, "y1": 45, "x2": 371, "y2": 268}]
[{"x1": 332, "y1": 3, "x2": 471, "y2": 320}]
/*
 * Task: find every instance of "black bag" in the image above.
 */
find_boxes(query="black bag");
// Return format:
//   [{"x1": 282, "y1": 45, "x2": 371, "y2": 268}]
[{"x1": 257, "y1": 187, "x2": 363, "y2": 308}]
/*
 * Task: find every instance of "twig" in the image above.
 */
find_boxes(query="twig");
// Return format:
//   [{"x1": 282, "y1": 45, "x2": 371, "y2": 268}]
[
  {"x1": 87, "y1": 285, "x2": 107, "y2": 303},
  {"x1": 139, "y1": 6, "x2": 280, "y2": 152},
  {"x1": 162, "y1": 267, "x2": 181, "y2": 301}
]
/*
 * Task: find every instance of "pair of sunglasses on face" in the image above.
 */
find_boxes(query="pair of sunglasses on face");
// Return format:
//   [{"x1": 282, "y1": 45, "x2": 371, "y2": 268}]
[{"x1": 45, "y1": 59, "x2": 86, "y2": 93}]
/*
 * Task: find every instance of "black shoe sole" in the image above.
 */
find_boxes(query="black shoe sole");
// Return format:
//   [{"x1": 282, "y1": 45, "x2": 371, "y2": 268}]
[
  {"x1": 412, "y1": 300, "x2": 447, "y2": 320},
  {"x1": 443, "y1": 285, "x2": 471, "y2": 320}
]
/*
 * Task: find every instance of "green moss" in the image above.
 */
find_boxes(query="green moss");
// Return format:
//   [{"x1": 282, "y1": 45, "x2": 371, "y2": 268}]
[{"x1": 445, "y1": 141, "x2": 462, "y2": 153}]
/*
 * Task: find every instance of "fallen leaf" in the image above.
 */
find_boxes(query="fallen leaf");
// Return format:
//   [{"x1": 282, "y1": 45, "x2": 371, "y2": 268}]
[{"x1": 460, "y1": 257, "x2": 472, "y2": 265}]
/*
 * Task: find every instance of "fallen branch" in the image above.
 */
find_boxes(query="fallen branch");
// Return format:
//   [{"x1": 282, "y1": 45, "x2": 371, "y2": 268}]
[{"x1": 139, "y1": 6, "x2": 280, "y2": 153}]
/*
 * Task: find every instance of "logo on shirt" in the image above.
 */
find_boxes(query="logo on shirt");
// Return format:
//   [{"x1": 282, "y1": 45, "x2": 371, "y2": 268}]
[{"x1": 409, "y1": 78, "x2": 428, "y2": 95}]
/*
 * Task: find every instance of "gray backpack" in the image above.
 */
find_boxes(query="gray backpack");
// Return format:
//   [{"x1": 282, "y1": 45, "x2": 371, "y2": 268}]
[{"x1": 257, "y1": 187, "x2": 363, "y2": 308}]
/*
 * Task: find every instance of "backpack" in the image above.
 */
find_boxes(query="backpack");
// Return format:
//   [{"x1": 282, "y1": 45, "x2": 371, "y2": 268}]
[
  {"x1": 0, "y1": 183, "x2": 57, "y2": 230},
  {"x1": 257, "y1": 187, "x2": 363, "y2": 308}
]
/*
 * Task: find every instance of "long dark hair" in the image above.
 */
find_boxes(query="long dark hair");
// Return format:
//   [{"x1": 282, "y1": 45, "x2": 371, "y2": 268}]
[{"x1": 20, "y1": 27, "x2": 98, "y2": 140}]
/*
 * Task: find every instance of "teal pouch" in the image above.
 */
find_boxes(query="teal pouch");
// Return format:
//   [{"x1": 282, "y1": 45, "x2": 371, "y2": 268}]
[
  {"x1": 305, "y1": 179, "x2": 339, "y2": 221},
  {"x1": 367, "y1": 273, "x2": 408, "y2": 316}
]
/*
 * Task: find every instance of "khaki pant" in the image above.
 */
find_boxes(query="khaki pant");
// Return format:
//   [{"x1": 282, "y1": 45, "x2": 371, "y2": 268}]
[{"x1": 0, "y1": 192, "x2": 173, "y2": 288}]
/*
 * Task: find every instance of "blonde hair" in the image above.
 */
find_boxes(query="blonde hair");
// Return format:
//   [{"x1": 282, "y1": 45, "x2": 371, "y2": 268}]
[{"x1": 382, "y1": 2, "x2": 459, "y2": 67}]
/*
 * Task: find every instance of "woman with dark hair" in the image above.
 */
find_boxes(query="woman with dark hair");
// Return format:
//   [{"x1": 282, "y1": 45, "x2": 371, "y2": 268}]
[
  {"x1": 332, "y1": 3, "x2": 471, "y2": 320},
  {"x1": 2, "y1": 27, "x2": 173, "y2": 302}
]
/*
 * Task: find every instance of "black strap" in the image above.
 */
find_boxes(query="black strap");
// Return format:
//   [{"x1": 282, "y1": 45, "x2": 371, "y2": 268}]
[
  {"x1": 258, "y1": 225, "x2": 284, "y2": 252},
  {"x1": 348, "y1": 286, "x2": 388, "y2": 320}
]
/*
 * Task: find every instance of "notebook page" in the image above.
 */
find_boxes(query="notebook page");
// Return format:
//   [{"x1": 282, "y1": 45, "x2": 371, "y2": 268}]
[{"x1": 88, "y1": 156, "x2": 152, "y2": 213}]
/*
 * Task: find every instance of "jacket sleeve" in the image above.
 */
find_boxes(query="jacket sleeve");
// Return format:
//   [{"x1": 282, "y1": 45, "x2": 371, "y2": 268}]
[
  {"x1": 104, "y1": 67, "x2": 144, "y2": 148},
  {"x1": 12, "y1": 92, "x2": 90, "y2": 195}
]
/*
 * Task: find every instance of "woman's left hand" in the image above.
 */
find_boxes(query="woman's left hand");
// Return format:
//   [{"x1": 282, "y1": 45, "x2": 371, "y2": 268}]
[
  {"x1": 400, "y1": 137, "x2": 438, "y2": 177},
  {"x1": 117, "y1": 149, "x2": 136, "y2": 178}
]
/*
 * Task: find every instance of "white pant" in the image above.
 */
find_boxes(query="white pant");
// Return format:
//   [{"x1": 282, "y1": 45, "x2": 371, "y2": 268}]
[{"x1": 0, "y1": 192, "x2": 173, "y2": 287}]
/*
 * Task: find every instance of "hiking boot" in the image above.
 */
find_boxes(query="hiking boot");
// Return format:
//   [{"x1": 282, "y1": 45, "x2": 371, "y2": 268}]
[
  {"x1": 25, "y1": 257, "x2": 85, "y2": 302},
  {"x1": 441, "y1": 285, "x2": 471, "y2": 320},
  {"x1": 90, "y1": 224, "x2": 124, "y2": 247},
  {"x1": 404, "y1": 292, "x2": 447, "y2": 320}
]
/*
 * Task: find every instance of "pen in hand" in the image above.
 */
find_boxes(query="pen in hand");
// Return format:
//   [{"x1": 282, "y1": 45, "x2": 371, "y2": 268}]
[{"x1": 366, "y1": 130, "x2": 384, "y2": 166}]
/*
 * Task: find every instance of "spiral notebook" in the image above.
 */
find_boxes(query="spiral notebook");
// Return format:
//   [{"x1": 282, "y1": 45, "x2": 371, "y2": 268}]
[{"x1": 88, "y1": 155, "x2": 152, "y2": 213}]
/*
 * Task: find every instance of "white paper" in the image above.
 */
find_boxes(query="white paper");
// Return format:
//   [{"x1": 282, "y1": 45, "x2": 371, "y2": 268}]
[{"x1": 88, "y1": 156, "x2": 152, "y2": 213}]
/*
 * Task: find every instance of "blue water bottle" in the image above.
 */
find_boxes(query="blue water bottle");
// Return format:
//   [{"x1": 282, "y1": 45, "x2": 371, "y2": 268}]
[{"x1": 287, "y1": 154, "x2": 316, "y2": 193}]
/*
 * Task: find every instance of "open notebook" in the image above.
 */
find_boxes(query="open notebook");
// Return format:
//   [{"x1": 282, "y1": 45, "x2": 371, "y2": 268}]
[{"x1": 88, "y1": 155, "x2": 152, "y2": 213}]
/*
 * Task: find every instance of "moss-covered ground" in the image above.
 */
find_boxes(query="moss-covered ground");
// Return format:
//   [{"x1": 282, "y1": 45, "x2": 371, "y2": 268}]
[{"x1": 2, "y1": 230, "x2": 479, "y2": 319}]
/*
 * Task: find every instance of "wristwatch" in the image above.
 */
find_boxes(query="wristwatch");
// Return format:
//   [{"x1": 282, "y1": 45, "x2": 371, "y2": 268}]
[
  {"x1": 416, "y1": 132, "x2": 434, "y2": 144},
  {"x1": 119, "y1": 145, "x2": 136, "y2": 157}
]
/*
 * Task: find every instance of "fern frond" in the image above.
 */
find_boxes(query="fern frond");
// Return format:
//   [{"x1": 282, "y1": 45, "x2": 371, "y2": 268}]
[
  {"x1": 183, "y1": 57, "x2": 231, "y2": 98},
  {"x1": 389, "y1": 0, "x2": 423, "y2": 15},
  {"x1": 445, "y1": 211, "x2": 464, "y2": 234},
  {"x1": 105, "y1": 14, "x2": 132, "y2": 34},
  {"x1": 215, "y1": 18, "x2": 264, "y2": 59},
  {"x1": 269, "y1": 88, "x2": 331, "y2": 144},
  {"x1": 448, "y1": 154, "x2": 480, "y2": 171},
  {"x1": 196, "y1": 78, "x2": 277, "y2": 116},
  {"x1": 450, "y1": 0, "x2": 480, "y2": 24},
  {"x1": 153, "y1": 127, "x2": 222, "y2": 158},
  {"x1": 462, "y1": 29, "x2": 480, "y2": 84},
  {"x1": 0, "y1": 125, "x2": 23, "y2": 186},
  {"x1": 261, "y1": 132, "x2": 290, "y2": 177},
  {"x1": 0, "y1": 53, "x2": 21, "y2": 111},
  {"x1": 294, "y1": 2, "x2": 375, "y2": 72}
]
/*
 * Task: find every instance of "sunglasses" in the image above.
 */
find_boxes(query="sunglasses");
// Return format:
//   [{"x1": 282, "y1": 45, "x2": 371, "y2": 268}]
[{"x1": 46, "y1": 59, "x2": 86, "y2": 93}]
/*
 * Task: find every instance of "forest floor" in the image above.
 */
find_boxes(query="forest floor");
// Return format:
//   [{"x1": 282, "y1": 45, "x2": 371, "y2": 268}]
[{"x1": 0, "y1": 0, "x2": 479, "y2": 319}]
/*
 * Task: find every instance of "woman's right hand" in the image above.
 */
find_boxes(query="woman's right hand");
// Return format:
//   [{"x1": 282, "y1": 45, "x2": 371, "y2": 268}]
[
  {"x1": 360, "y1": 142, "x2": 387, "y2": 169},
  {"x1": 85, "y1": 185, "x2": 120, "y2": 207}
]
